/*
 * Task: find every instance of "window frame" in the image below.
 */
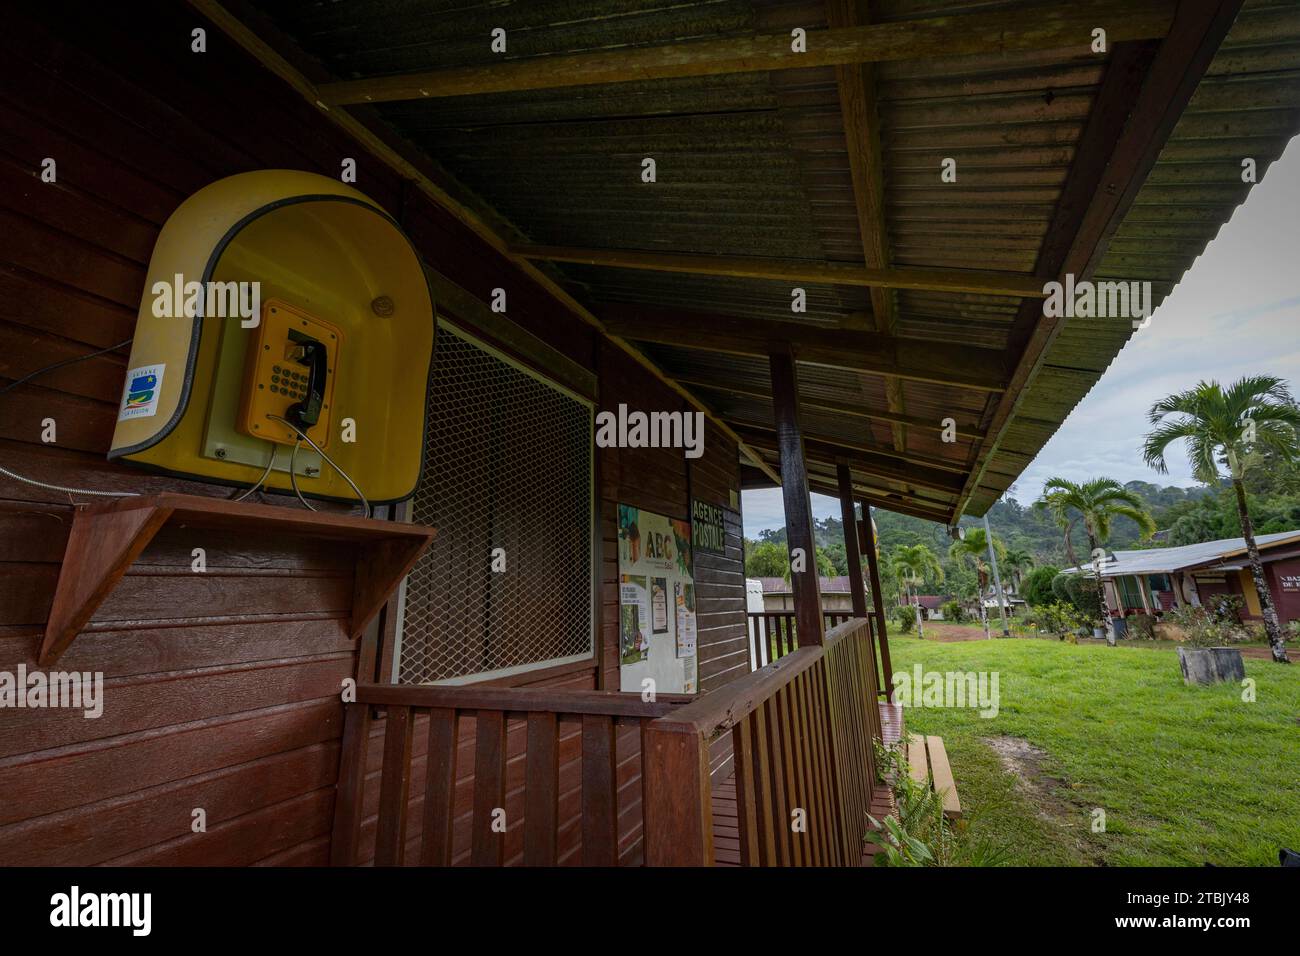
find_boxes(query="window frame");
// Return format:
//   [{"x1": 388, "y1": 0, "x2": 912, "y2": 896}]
[{"x1": 388, "y1": 312, "x2": 598, "y2": 686}]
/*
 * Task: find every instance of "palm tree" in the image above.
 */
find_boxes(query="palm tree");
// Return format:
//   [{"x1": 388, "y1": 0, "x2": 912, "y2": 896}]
[
  {"x1": 1003, "y1": 547, "x2": 1034, "y2": 592},
  {"x1": 949, "y1": 527, "x2": 1005, "y2": 639},
  {"x1": 1035, "y1": 477, "x2": 1156, "y2": 645},
  {"x1": 891, "y1": 544, "x2": 943, "y2": 639},
  {"x1": 1143, "y1": 375, "x2": 1300, "y2": 663}
]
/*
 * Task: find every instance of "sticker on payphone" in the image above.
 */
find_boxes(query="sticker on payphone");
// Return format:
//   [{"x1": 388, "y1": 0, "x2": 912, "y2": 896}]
[{"x1": 118, "y1": 364, "x2": 165, "y2": 421}]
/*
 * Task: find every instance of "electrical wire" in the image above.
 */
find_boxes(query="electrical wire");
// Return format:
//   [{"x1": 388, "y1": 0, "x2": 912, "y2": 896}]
[
  {"x1": 287, "y1": 437, "x2": 315, "y2": 512},
  {"x1": 0, "y1": 338, "x2": 134, "y2": 400},
  {"x1": 230, "y1": 442, "x2": 279, "y2": 502},
  {"x1": 1, "y1": 338, "x2": 140, "y2": 498},
  {"x1": 266, "y1": 413, "x2": 370, "y2": 517},
  {"x1": 1, "y1": 341, "x2": 372, "y2": 515}
]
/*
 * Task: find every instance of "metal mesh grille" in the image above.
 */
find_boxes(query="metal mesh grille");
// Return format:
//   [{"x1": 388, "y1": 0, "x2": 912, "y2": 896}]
[{"x1": 398, "y1": 325, "x2": 594, "y2": 683}]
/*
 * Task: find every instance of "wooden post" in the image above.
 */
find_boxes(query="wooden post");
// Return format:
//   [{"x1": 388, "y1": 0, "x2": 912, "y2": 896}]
[
  {"x1": 769, "y1": 351, "x2": 824, "y2": 647},
  {"x1": 837, "y1": 463, "x2": 868, "y2": 619},
  {"x1": 642, "y1": 722, "x2": 713, "y2": 865},
  {"x1": 859, "y1": 499, "x2": 894, "y2": 700}
]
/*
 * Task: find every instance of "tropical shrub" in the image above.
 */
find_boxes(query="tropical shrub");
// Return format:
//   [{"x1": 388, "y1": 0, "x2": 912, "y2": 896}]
[
  {"x1": 941, "y1": 600, "x2": 966, "y2": 622},
  {"x1": 891, "y1": 605, "x2": 915, "y2": 633},
  {"x1": 1034, "y1": 601, "x2": 1089, "y2": 638},
  {"x1": 1165, "y1": 604, "x2": 1250, "y2": 647},
  {"x1": 1126, "y1": 613, "x2": 1156, "y2": 641},
  {"x1": 1050, "y1": 573, "x2": 1102, "y2": 622},
  {"x1": 1207, "y1": 593, "x2": 1246, "y2": 624},
  {"x1": 1022, "y1": 565, "x2": 1061, "y2": 606}
]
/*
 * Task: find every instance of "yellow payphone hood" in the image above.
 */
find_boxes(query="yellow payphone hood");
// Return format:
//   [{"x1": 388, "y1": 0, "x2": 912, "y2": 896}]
[{"x1": 109, "y1": 170, "x2": 435, "y2": 504}]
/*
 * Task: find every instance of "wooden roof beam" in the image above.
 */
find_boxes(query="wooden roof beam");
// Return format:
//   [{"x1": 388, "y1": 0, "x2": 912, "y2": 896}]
[
  {"x1": 728, "y1": 418, "x2": 969, "y2": 474},
  {"x1": 515, "y1": 245, "x2": 1046, "y2": 298},
  {"x1": 316, "y1": 0, "x2": 1175, "y2": 105},
  {"x1": 739, "y1": 432, "x2": 966, "y2": 495},
  {"x1": 671, "y1": 375, "x2": 987, "y2": 440},
  {"x1": 752, "y1": 448, "x2": 957, "y2": 520},
  {"x1": 952, "y1": 1, "x2": 1246, "y2": 519},
  {"x1": 826, "y1": 0, "x2": 910, "y2": 458},
  {"x1": 600, "y1": 304, "x2": 1009, "y2": 392},
  {"x1": 808, "y1": 479, "x2": 954, "y2": 524}
]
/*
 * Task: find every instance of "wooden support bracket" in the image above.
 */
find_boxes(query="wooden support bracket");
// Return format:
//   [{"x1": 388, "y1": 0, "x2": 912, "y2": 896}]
[{"x1": 38, "y1": 493, "x2": 435, "y2": 666}]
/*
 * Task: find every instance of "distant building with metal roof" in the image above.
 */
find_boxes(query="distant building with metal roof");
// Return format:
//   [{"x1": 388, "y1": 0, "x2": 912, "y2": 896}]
[{"x1": 1063, "y1": 530, "x2": 1300, "y2": 626}]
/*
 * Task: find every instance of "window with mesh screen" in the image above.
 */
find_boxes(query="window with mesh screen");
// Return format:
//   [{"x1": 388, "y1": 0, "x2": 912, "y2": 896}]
[{"x1": 397, "y1": 323, "x2": 594, "y2": 684}]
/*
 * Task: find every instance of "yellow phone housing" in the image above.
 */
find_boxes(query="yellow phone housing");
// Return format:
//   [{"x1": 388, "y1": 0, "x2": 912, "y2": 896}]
[
  {"x1": 237, "y1": 299, "x2": 343, "y2": 449},
  {"x1": 108, "y1": 170, "x2": 435, "y2": 504}
]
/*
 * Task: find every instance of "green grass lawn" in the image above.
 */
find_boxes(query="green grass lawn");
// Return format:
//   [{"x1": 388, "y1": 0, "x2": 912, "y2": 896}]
[{"x1": 887, "y1": 632, "x2": 1300, "y2": 866}]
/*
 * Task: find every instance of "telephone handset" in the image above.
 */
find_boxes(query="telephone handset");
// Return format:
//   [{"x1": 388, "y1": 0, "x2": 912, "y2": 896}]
[
  {"x1": 236, "y1": 299, "x2": 342, "y2": 450},
  {"x1": 285, "y1": 330, "x2": 327, "y2": 430}
]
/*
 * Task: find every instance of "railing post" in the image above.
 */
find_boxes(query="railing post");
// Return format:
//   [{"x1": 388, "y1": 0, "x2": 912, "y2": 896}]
[
  {"x1": 642, "y1": 721, "x2": 713, "y2": 865},
  {"x1": 770, "y1": 349, "x2": 824, "y2": 647},
  {"x1": 330, "y1": 703, "x2": 372, "y2": 866},
  {"x1": 374, "y1": 704, "x2": 415, "y2": 866},
  {"x1": 859, "y1": 500, "x2": 894, "y2": 700},
  {"x1": 837, "y1": 463, "x2": 868, "y2": 619}
]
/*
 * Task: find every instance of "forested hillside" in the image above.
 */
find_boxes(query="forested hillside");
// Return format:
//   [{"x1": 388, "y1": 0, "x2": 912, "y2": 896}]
[{"x1": 745, "y1": 456, "x2": 1300, "y2": 601}]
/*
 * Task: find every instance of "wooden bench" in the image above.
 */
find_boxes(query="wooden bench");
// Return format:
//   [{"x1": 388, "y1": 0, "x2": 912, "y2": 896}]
[{"x1": 907, "y1": 733, "x2": 961, "y2": 819}]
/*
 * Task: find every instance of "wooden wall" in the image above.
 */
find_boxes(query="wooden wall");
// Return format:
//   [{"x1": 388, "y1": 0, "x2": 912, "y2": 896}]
[{"x1": 0, "y1": 2, "x2": 747, "y2": 865}]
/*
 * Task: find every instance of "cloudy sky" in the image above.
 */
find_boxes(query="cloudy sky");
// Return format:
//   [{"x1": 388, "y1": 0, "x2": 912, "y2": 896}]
[{"x1": 743, "y1": 137, "x2": 1300, "y2": 539}]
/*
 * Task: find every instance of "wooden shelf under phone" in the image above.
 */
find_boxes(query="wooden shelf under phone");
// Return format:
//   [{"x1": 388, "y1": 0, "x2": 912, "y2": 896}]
[{"x1": 38, "y1": 493, "x2": 435, "y2": 666}]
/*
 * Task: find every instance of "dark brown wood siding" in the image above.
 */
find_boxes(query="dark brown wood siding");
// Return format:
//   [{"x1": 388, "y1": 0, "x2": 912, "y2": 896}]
[{"x1": 0, "y1": 1, "x2": 747, "y2": 866}]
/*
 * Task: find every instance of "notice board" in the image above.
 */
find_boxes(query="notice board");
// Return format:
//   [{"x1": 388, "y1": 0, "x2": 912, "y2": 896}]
[{"x1": 617, "y1": 504, "x2": 697, "y2": 694}]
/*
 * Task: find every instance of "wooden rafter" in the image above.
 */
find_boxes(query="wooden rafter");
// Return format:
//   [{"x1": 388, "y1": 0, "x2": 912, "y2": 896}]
[
  {"x1": 747, "y1": 453, "x2": 955, "y2": 522},
  {"x1": 727, "y1": 419, "x2": 968, "y2": 474},
  {"x1": 600, "y1": 305, "x2": 1008, "y2": 392},
  {"x1": 826, "y1": 0, "x2": 910, "y2": 459},
  {"x1": 670, "y1": 375, "x2": 986, "y2": 440},
  {"x1": 809, "y1": 480, "x2": 953, "y2": 524},
  {"x1": 316, "y1": 0, "x2": 1175, "y2": 104},
  {"x1": 515, "y1": 244, "x2": 1046, "y2": 298},
  {"x1": 952, "y1": 1, "x2": 1246, "y2": 518},
  {"x1": 741, "y1": 432, "x2": 966, "y2": 495}
]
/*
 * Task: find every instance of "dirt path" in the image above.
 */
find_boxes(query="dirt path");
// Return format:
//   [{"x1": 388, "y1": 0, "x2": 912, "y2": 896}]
[{"x1": 917, "y1": 622, "x2": 994, "y2": 642}]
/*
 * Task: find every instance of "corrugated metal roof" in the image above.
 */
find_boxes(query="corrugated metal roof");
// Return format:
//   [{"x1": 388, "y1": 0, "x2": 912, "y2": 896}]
[
  {"x1": 1064, "y1": 530, "x2": 1300, "y2": 576},
  {"x1": 248, "y1": 0, "x2": 1300, "y2": 524}
]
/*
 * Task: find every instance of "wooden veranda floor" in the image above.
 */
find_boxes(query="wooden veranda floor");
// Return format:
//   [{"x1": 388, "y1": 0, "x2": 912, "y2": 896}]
[{"x1": 711, "y1": 701, "x2": 902, "y2": 866}]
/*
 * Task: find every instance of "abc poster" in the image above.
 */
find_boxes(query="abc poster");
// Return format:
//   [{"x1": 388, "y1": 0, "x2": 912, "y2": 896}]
[{"x1": 617, "y1": 504, "x2": 696, "y2": 694}]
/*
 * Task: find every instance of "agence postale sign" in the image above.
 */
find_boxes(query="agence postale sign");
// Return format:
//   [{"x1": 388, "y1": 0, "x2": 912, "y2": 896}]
[{"x1": 691, "y1": 499, "x2": 727, "y2": 556}]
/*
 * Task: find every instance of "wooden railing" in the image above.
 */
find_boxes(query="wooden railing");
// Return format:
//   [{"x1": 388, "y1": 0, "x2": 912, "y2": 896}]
[
  {"x1": 643, "y1": 617, "x2": 883, "y2": 865},
  {"x1": 330, "y1": 684, "x2": 692, "y2": 866},
  {"x1": 746, "y1": 610, "x2": 854, "y2": 668},
  {"x1": 747, "y1": 610, "x2": 889, "y2": 697}
]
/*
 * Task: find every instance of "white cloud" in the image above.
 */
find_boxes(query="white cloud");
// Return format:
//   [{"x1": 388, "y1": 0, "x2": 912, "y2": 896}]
[{"x1": 1010, "y1": 137, "x2": 1300, "y2": 503}]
